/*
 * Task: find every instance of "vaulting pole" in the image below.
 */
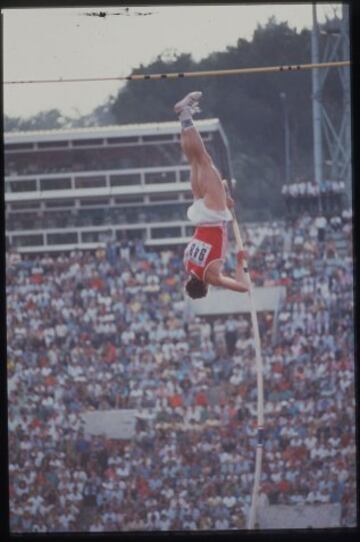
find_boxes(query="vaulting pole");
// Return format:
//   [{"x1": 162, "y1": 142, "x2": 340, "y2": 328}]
[
  {"x1": 224, "y1": 180, "x2": 264, "y2": 530},
  {"x1": 3, "y1": 60, "x2": 350, "y2": 85}
]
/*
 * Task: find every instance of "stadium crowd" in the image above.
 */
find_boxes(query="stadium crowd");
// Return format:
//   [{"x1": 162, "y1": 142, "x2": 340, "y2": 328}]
[
  {"x1": 7, "y1": 210, "x2": 356, "y2": 532},
  {"x1": 282, "y1": 179, "x2": 345, "y2": 216}
]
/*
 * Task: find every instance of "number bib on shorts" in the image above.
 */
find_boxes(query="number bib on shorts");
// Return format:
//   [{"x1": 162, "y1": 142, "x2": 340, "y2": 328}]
[{"x1": 184, "y1": 223, "x2": 227, "y2": 281}]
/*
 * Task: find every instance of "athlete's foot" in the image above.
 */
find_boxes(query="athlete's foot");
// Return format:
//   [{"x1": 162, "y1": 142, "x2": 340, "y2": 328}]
[{"x1": 174, "y1": 91, "x2": 203, "y2": 115}]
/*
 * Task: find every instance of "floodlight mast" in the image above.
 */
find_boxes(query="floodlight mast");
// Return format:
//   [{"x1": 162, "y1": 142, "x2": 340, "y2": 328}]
[{"x1": 311, "y1": 3, "x2": 352, "y2": 207}]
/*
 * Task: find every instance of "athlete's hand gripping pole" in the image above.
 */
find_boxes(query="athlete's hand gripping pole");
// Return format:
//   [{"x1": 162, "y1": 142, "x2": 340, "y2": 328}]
[{"x1": 223, "y1": 179, "x2": 265, "y2": 530}]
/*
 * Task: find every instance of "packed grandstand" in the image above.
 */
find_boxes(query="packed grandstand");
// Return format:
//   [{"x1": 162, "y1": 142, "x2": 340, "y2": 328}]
[{"x1": 7, "y1": 209, "x2": 356, "y2": 532}]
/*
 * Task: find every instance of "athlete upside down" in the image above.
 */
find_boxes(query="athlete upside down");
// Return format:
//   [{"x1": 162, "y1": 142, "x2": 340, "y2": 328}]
[{"x1": 174, "y1": 91, "x2": 250, "y2": 299}]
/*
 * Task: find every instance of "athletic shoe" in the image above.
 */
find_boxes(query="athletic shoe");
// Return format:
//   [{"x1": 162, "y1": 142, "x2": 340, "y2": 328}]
[{"x1": 174, "y1": 91, "x2": 203, "y2": 115}]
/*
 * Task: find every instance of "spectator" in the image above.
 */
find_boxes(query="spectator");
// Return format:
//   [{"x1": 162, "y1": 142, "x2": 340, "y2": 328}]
[{"x1": 6, "y1": 213, "x2": 356, "y2": 532}]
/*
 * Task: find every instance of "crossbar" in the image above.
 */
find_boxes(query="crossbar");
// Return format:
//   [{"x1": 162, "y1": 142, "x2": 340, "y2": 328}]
[{"x1": 3, "y1": 60, "x2": 350, "y2": 85}]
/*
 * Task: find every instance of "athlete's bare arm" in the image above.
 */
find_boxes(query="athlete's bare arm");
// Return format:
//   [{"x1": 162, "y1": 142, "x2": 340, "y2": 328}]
[{"x1": 205, "y1": 253, "x2": 250, "y2": 293}]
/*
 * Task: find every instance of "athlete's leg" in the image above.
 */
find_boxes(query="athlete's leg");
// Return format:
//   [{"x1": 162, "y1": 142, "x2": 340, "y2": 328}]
[
  {"x1": 175, "y1": 93, "x2": 227, "y2": 211},
  {"x1": 181, "y1": 125, "x2": 212, "y2": 166},
  {"x1": 180, "y1": 127, "x2": 209, "y2": 200},
  {"x1": 188, "y1": 162, "x2": 202, "y2": 200}
]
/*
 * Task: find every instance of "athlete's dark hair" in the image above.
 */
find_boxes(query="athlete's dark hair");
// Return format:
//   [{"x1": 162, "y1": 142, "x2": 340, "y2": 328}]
[{"x1": 185, "y1": 275, "x2": 208, "y2": 299}]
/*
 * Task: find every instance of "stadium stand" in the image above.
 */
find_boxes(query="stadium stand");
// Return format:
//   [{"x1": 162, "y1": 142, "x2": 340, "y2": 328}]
[{"x1": 4, "y1": 121, "x2": 231, "y2": 252}]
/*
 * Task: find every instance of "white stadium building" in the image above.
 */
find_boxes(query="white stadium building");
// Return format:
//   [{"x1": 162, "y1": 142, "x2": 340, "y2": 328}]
[{"x1": 4, "y1": 119, "x2": 232, "y2": 252}]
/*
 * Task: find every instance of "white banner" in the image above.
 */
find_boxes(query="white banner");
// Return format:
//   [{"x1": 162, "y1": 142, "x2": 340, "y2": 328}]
[
  {"x1": 258, "y1": 503, "x2": 342, "y2": 529},
  {"x1": 80, "y1": 409, "x2": 137, "y2": 440}
]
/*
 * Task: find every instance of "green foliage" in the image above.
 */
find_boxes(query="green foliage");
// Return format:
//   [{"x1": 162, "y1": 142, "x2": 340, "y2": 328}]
[
  {"x1": 4, "y1": 109, "x2": 70, "y2": 132},
  {"x1": 71, "y1": 100, "x2": 117, "y2": 128},
  {"x1": 111, "y1": 53, "x2": 200, "y2": 124},
  {"x1": 232, "y1": 152, "x2": 286, "y2": 222}
]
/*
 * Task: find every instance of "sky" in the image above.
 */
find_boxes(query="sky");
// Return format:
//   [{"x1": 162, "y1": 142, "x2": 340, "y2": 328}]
[{"x1": 2, "y1": 4, "x2": 339, "y2": 119}]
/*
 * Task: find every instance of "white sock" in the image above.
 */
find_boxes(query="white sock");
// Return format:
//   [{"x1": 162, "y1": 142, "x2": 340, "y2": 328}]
[{"x1": 179, "y1": 107, "x2": 194, "y2": 130}]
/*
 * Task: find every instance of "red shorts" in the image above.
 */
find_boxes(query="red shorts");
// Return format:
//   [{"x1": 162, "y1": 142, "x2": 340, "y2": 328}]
[{"x1": 184, "y1": 223, "x2": 228, "y2": 282}]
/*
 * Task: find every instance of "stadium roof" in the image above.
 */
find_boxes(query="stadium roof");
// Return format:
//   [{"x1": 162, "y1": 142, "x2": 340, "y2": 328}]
[{"x1": 5, "y1": 118, "x2": 222, "y2": 144}]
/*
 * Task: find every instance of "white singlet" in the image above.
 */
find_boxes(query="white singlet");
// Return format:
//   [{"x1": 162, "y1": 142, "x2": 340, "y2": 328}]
[{"x1": 187, "y1": 198, "x2": 232, "y2": 225}]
